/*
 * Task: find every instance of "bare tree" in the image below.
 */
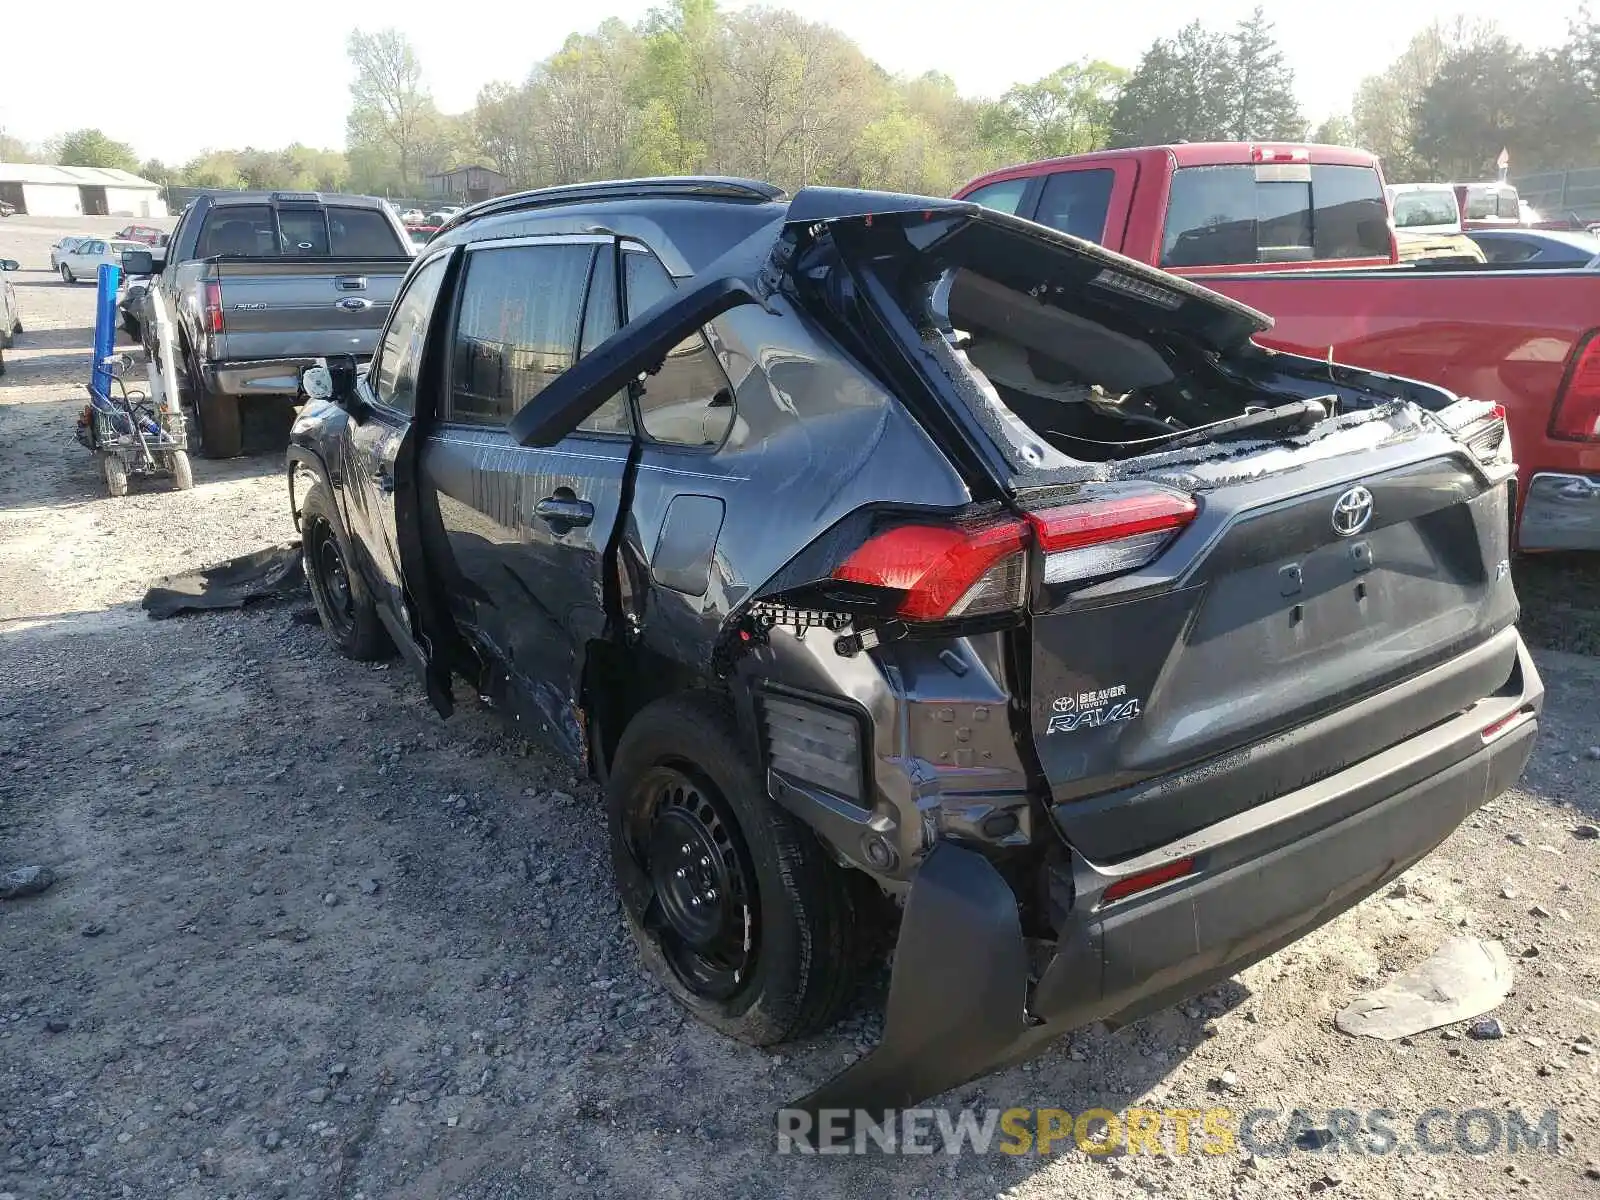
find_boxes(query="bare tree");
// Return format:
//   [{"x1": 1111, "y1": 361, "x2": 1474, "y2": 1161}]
[{"x1": 346, "y1": 28, "x2": 433, "y2": 190}]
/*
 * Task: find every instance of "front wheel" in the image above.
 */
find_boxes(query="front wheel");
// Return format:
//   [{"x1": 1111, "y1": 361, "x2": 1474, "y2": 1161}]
[
  {"x1": 300, "y1": 483, "x2": 393, "y2": 662},
  {"x1": 166, "y1": 450, "x2": 193, "y2": 491},
  {"x1": 607, "y1": 693, "x2": 863, "y2": 1046}
]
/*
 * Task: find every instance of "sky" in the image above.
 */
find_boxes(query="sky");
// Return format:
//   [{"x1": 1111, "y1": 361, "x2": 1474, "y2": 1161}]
[{"x1": 0, "y1": 0, "x2": 1582, "y2": 164}]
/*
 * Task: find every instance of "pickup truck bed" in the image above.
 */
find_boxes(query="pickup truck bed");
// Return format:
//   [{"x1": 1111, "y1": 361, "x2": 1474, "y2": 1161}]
[{"x1": 1205, "y1": 266, "x2": 1600, "y2": 550}]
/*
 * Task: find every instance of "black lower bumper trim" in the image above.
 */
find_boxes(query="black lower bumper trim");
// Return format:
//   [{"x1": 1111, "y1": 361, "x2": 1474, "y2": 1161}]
[{"x1": 788, "y1": 641, "x2": 1541, "y2": 1121}]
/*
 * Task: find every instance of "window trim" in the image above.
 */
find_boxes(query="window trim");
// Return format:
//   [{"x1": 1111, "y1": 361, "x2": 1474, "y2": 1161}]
[
  {"x1": 438, "y1": 233, "x2": 613, "y2": 432},
  {"x1": 365, "y1": 247, "x2": 455, "y2": 418},
  {"x1": 618, "y1": 240, "x2": 739, "y2": 456}
]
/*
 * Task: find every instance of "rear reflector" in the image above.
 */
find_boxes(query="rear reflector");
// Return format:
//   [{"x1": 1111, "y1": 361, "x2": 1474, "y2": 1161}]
[
  {"x1": 1030, "y1": 490, "x2": 1197, "y2": 587},
  {"x1": 1101, "y1": 856, "x2": 1197, "y2": 904},
  {"x1": 1550, "y1": 332, "x2": 1600, "y2": 441},
  {"x1": 1481, "y1": 706, "x2": 1535, "y2": 743},
  {"x1": 834, "y1": 515, "x2": 1027, "y2": 621}
]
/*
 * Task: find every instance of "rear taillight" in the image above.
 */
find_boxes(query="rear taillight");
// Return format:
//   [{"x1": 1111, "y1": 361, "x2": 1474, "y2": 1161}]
[
  {"x1": 1030, "y1": 490, "x2": 1197, "y2": 587},
  {"x1": 831, "y1": 489, "x2": 1195, "y2": 621},
  {"x1": 203, "y1": 280, "x2": 224, "y2": 334},
  {"x1": 834, "y1": 515, "x2": 1027, "y2": 621},
  {"x1": 1551, "y1": 332, "x2": 1600, "y2": 441}
]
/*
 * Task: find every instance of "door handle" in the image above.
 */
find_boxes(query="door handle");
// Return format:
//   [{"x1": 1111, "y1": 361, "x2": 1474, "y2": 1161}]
[{"x1": 534, "y1": 496, "x2": 594, "y2": 527}]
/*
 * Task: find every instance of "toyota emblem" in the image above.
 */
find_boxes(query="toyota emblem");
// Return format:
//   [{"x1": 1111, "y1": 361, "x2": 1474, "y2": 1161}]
[{"x1": 1331, "y1": 485, "x2": 1374, "y2": 537}]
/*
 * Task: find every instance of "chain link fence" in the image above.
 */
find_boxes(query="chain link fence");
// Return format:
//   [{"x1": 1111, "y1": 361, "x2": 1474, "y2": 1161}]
[{"x1": 1512, "y1": 168, "x2": 1600, "y2": 222}]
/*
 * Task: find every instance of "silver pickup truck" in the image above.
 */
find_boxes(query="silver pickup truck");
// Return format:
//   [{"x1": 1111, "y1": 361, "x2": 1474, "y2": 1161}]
[{"x1": 124, "y1": 191, "x2": 415, "y2": 457}]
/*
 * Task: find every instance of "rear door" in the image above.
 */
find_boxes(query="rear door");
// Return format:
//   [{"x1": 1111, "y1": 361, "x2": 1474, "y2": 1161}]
[
  {"x1": 423, "y1": 234, "x2": 633, "y2": 762},
  {"x1": 342, "y1": 251, "x2": 453, "y2": 666}
]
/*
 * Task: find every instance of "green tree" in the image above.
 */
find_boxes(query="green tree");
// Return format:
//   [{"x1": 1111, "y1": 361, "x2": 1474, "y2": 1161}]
[
  {"x1": 1109, "y1": 22, "x2": 1233, "y2": 146},
  {"x1": 1225, "y1": 7, "x2": 1302, "y2": 139},
  {"x1": 991, "y1": 60, "x2": 1126, "y2": 161},
  {"x1": 346, "y1": 28, "x2": 433, "y2": 190},
  {"x1": 1412, "y1": 36, "x2": 1531, "y2": 178},
  {"x1": 56, "y1": 128, "x2": 139, "y2": 172}
]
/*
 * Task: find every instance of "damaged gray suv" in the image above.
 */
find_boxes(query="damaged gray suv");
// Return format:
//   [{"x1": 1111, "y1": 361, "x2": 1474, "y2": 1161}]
[{"x1": 286, "y1": 177, "x2": 1542, "y2": 1118}]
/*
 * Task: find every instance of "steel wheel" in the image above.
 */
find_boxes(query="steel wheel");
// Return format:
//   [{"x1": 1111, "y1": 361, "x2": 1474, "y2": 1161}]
[
  {"x1": 628, "y1": 764, "x2": 759, "y2": 1001},
  {"x1": 305, "y1": 514, "x2": 356, "y2": 642}
]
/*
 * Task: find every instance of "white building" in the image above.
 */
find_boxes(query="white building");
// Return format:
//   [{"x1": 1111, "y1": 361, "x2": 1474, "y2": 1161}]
[{"x1": 0, "y1": 164, "x2": 168, "y2": 218}]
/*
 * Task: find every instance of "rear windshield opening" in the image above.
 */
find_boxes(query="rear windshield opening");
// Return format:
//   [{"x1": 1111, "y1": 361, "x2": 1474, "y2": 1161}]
[
  {"x1": 1161, "y1": 163, "x2": 1391, "y2": 267},
  {"x1": 196, "y1": 205, "x2": 404, "y2": 258}
]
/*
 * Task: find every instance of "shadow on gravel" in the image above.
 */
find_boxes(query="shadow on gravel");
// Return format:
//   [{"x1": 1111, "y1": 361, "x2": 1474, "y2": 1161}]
[
  {"x1": 11, "y1": 325, "x2": 94, "y2": 351},
  {"x1": 1513, "y1": 554, "x2": 1600, "y2": 657},
  {"x1": 0, "y1": 601, "x2": 1237, "y2": 1199}
]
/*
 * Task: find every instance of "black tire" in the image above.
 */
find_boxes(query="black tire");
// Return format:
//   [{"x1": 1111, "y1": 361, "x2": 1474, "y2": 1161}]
[
  {"x1": 300, "y1": 482, "x2": 393, "y2": 661},
  {"x1": 167, "y1": 450, "x2": 194, "y2": 491},
  {"x1": 101, "y1": 453, "x2": 128, "y2": 498},
  {"x1": 122, "y1": 315, "x2": 139, "y2": 340},
  {"x1": 60, "y1": 264, "x2": 73, "y2": 284},
  {"x1": 607, "y1": 693, "x2": 861, "y2": 1046}
]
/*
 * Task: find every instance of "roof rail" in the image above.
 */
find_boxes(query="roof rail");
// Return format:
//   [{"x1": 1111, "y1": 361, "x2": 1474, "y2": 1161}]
[{"x1": 439, "y1": 177, "x2": 787, "y2": 232}]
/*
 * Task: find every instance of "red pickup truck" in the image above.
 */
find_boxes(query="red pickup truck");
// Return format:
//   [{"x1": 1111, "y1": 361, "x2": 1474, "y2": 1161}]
[{"x1": 957, "y1": 143, "x2": 1600, "y2": 552}]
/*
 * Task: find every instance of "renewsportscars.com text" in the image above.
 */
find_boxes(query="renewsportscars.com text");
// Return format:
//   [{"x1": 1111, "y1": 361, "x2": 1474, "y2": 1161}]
[{"x1": 777, "y1": 1106, "x2": 1562, "y2": 1157}]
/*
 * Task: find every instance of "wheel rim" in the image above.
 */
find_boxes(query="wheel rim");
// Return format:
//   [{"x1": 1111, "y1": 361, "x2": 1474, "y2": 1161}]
[
  {"x1": 628, "y1": 765, "x2": 758, "y2": 1000},
  {"x1": 307, "y1": 517, "x2": 355, "y2": 639}
]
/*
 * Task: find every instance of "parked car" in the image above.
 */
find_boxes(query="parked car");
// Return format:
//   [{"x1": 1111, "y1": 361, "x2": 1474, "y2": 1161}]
[
  {"x1": 424, "y1": 206, "x2": 461, "y2": 224},
  {"x1": 0, "y1": 200, "x2": 14, "y2": 218},
  {"x1": 115, "y1": 223, "x2": 165, "y2": 246},
  {"x1": 286, "y1": 177, "x2": 1539, "y2": 1118},
  {"x1": 1384, "y1": 182, "x2": 1484, "y2": 263},
  {"x1": 1455, "y1": 181, "x2": 1523, "y2": 229},
  {"x1": 406, "y1": 225, "x2": 440, "y2": 247},
  {"x1": 127, "y1": 189, "x2": 416, "y2": 458},
  {"x1": 0, "y1": 257, "x2": 21, "y2": 375},
  {"x1": 57, "y1": 238, "x2": 145, "y2": 284},
  {"x1": 957, "y1": 143, "x2": 1600, "y2": 552},
  {"x1": 1468, "y1": 227, "x2": 1600, "y2": 267},
  {"x1": 49, "y1": 235, "x2": 92, "y2": 270},
  {"x1": 398, "y1": 208, "x2": 426, "y2": 226}
]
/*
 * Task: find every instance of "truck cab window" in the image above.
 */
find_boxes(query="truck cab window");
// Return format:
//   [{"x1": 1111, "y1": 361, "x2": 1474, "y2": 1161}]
[
  {"x1": 371, "y1": 255, "x2": 449, "y2": 417},
  {"x1": 448, "y1": 242, "x2": 592, "y2": 426},
  {"x1": 1035, "y1": 169, "x2": 1114, "y2": 244},
  {"x1": 623, "y1": 249, "x2": 735, "y2": 448},
  {"x1": 963, "y1": 177, "x2": 1030, "y2": 216}
]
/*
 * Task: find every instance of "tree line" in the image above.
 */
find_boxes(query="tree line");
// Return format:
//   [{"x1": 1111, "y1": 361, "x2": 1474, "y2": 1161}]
[{"x1": 4, "y1": 2, "x2": 1599, "y2": 200}]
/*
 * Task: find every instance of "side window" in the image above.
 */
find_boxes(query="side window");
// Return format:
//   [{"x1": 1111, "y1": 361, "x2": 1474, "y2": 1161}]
[
  {"x1": 371, "y1": 254, "x2": 449, "y2": 417},
  {"x1": 576, "y1": 244, "x2": 631, "y2": 435},
  {"x1": 448, "y1": 242, "x2": 592, "y2": 426},
  {"x1": 623, "y1": 249, "x2": 735, "y2": 448},
  {"x1": 963, "y1": 178, "x2": 1030, "y2": 216},
  {"x1": 1034, "y1": 169, "x2": 1115, "y2": 244}
]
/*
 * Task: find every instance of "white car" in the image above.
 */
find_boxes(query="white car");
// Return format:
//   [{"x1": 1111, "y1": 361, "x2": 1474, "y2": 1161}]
[
  {"x1": 1385, "y1": 183, "x2": 1463, "y2": 234},
  {"x1": 57, "y1": 238, "x2": 145, "y2": 285},
  {"x1": 50, "y1": 235, "x2": 94, "y2": 270},
  {"x1": 1, "y1": 257, "x2": 22, "y2": 375},
  {"x1": 425, "y1": 206, "x2": 462, "y2": 224},
  {"x1": 398, "y1": 208, "x2": 425, "y2": 225}
]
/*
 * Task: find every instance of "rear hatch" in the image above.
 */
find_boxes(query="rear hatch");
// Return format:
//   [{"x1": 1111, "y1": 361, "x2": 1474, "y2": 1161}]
[{"x1": 789, "y1": 193, "x2": 1521, "y2": 862}]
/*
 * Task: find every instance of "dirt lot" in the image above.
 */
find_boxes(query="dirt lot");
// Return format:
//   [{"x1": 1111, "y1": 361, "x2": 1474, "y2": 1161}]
[{"x1": 2, "y1": 215, "x2": 1599, "y2": 1200}]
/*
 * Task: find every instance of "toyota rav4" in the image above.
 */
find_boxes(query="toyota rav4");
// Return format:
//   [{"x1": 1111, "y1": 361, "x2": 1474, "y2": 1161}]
[{"x1": 285, "y1": 177, "x2": 1541, "y2": 1118}]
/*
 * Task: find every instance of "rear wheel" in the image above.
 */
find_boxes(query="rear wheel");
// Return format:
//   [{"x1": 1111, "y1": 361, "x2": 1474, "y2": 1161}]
[
  {"x1": 195, "y1": 391, "x2": 241, "y2": 459},
  {"x1": 59, "y1": 264, "x2": 74, "y2": 285},
  {"x1": 300, "y1": 483, "x2": 393, "y2": 661},
  {"x1": 607, "y1": 693, "x2": 862, "y2": 1045}
]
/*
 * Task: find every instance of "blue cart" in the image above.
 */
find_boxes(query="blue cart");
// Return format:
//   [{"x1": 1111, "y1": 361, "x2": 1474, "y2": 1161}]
[{"x1": 75, "y1": 262, "x2": 192, "y2": 496}]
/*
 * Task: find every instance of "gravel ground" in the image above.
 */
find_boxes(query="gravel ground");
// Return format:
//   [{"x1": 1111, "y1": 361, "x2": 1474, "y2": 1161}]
[{"x1": 2, "y1": 216, "x2": 1599, "y2": 1200}]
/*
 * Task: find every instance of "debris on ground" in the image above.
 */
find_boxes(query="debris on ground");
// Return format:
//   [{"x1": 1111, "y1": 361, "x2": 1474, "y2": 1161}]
[
  {"x1": 1335, "y1": 937, "x2": 1513, "y2": 1040},
  {"x1": 0, "y1": 865, "x2": 56, "y2": 900}
]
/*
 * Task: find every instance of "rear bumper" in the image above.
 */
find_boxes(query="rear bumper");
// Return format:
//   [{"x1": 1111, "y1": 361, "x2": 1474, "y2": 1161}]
[
  {"x1": 206, "y1": 357, "x2": 368, "y2": 399},
  {"x1": 792, "y1": 635, "x2": 1542, "y2": 1117},
  {"x1": 1518, "y1": 472, "x2": 1600, "y2": 551}
]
